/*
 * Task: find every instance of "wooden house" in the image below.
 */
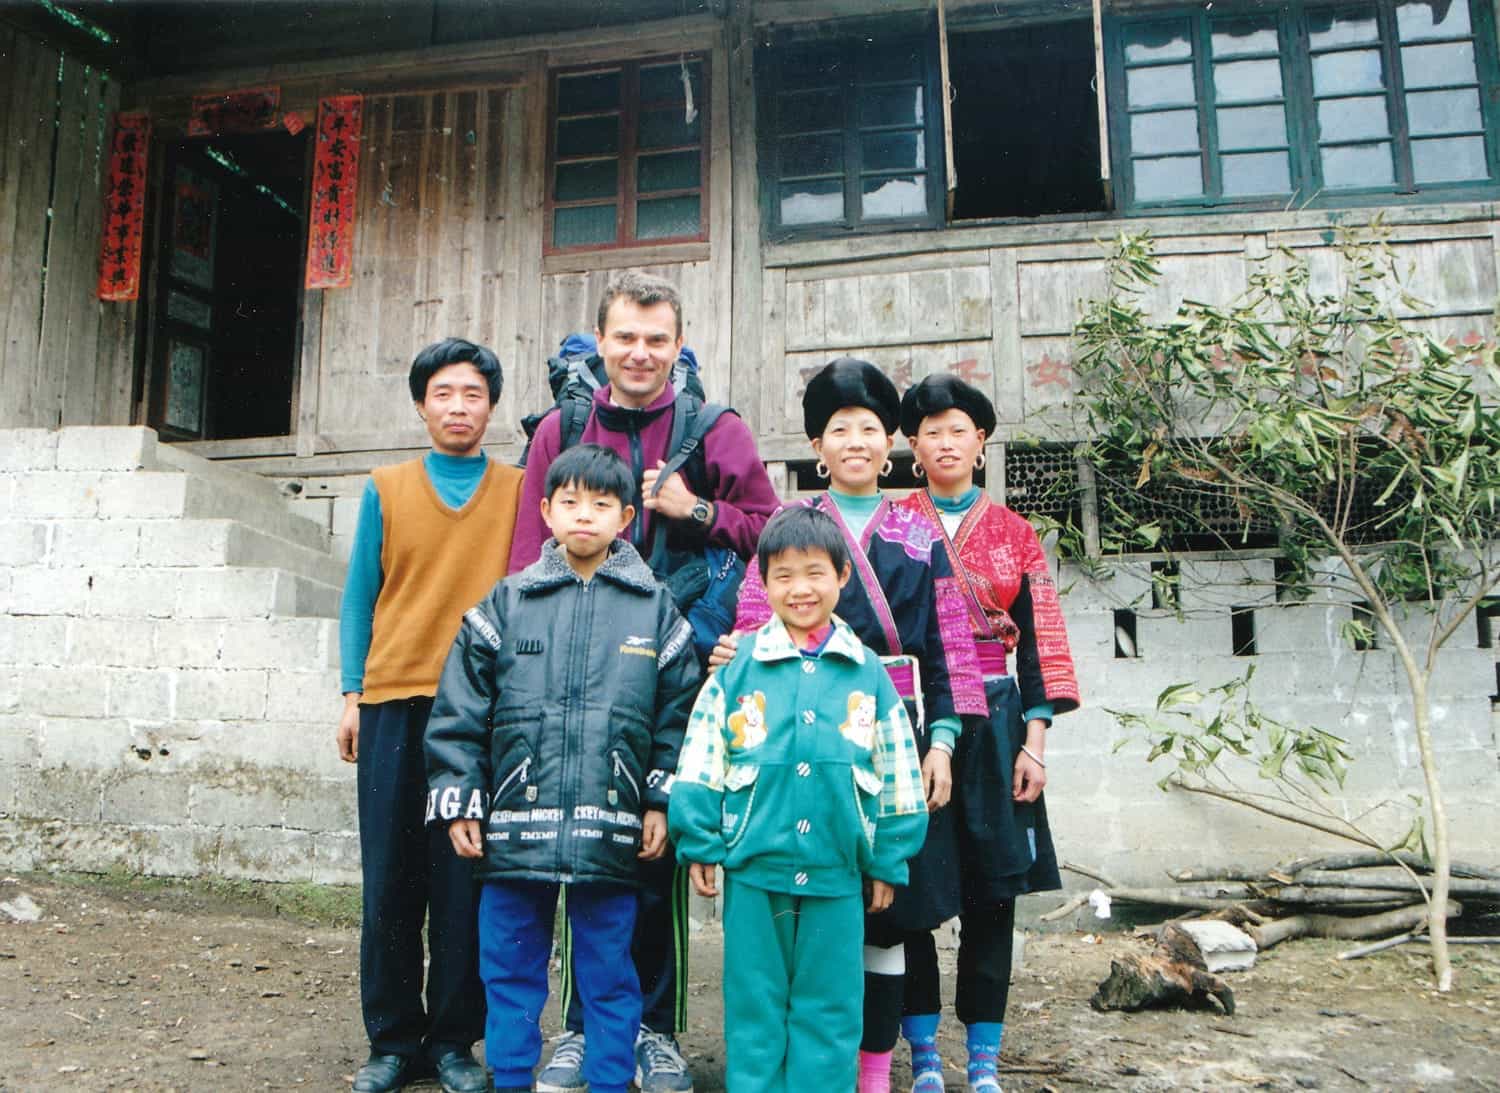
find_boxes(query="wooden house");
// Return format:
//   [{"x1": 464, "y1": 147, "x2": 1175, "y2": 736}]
[{"x1": 5, "y1": 0, "x2": 1497, "y2": 492}]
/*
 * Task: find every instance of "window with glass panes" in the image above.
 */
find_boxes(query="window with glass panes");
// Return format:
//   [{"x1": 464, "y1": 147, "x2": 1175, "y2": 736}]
[
  {"x1": 1109, "y1": 0, "x2": 1499, "y2": 209},
  {"x1": 547, "y1": 57, "x2": 707, "y2": 251},
  {"x1": 759, "y1": 32, "x2": 944, "y2": 237}
]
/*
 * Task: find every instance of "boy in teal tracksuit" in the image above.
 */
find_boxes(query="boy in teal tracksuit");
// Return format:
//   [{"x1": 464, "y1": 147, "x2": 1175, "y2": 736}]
[{"x1": 669, "y1": 507, "x2": 928, "y2": 1093}]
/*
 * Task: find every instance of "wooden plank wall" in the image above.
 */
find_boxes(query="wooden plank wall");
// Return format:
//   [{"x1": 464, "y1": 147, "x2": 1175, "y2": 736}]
[
  {"x1": 0, "y1": 27, "x2": 134, "y2": 430},
  {"x1": 757, "y1": 219, "x2": 1500, "y2": 463},
  {"x1": 314, "y1": 86, "x2": 529, "y2": 451}
]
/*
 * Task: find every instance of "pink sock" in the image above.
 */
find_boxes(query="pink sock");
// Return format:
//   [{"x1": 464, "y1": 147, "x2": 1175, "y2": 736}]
[{"x1": 857, "y1": 1049, "x2": 893, "y2": 1093}]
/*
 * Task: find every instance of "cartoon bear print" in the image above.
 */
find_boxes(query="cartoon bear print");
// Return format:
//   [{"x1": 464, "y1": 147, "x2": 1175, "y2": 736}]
[
  {"x1": 839, "y1": 691, "x2": 877, "y2": 750},
  {"x1": 729, "y1": 692, "x2": 768, "y2": 750}
]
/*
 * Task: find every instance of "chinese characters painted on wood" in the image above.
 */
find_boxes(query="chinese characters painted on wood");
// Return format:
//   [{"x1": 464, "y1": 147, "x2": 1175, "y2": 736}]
[{"x1": 305, "y1": 95, "x2": 364, "y2": 290}]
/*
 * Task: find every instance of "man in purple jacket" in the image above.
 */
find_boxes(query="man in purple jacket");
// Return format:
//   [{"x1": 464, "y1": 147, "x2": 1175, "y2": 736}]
[{"x1": 511, "y1": 271, "x2": 779, "y2": 1093}]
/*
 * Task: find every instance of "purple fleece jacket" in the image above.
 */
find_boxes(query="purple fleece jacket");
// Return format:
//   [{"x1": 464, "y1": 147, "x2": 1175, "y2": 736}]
[{"x1": 508, "y1": 383, "x2": 782, "y2": 573}]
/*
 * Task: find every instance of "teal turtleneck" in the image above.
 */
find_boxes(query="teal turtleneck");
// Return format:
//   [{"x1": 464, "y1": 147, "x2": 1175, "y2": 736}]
[
  {"x1": 827, "y1": 487, "x2": 884, "y2": 540},
  {"x1": 929, "y1": 485, "x2": 981, "y2": 514}
]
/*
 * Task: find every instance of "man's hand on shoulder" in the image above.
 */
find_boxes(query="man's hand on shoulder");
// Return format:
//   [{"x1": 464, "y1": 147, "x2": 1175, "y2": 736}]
[{"x1": 336, "y1": 693, "x2": 361, "y2": 762}]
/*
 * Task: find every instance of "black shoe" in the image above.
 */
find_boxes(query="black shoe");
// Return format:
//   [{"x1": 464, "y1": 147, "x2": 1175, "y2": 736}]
[
  {"x1": 431, "y1": 1048, "x2": 489, "y2": 1093},
  {"x1": 352, "y1": 1053, "x2": 422, "y2": 1093}
]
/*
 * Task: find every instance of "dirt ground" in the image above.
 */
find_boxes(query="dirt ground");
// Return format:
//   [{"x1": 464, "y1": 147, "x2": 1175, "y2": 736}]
[{"x1": 2, "y1": 873, "x2": 1497, "y2": 1093}]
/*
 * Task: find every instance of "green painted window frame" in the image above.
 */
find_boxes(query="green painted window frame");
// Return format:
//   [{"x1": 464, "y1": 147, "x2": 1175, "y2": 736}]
[
  {"x1": 1106, "y1": 0, "x2": 1500, "y2": 213},
  {"x1": 757, "y1": 20, "x2": 947, "y2": 242}
]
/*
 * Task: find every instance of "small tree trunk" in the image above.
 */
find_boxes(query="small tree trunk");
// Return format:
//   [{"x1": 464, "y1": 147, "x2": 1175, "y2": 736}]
[{"x1": 1409, "y1": 675, "x2": 1454, "y2": 991}]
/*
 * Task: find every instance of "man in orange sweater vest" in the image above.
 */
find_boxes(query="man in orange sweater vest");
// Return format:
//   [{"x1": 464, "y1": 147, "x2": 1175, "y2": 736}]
[{"x1": 336, "y1": 339, "x2": 524, "y2": 1093}]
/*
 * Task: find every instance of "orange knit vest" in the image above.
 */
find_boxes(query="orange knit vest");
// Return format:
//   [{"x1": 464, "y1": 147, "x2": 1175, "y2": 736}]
[{"x1": 362, "y1": 457, "x2": 523, "y2": 703}]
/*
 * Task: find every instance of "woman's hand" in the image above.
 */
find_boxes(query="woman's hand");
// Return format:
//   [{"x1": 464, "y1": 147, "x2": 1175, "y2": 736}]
[
  {"x1": 921, "y1": 748, "x2": 952, "y2": 811},
  {"x1": 1013, "y1": 720, "x2": 1048, "y2": 803},
  {"x1": 865, "y1": 878, "x2": 894, "y2": 913},
  {"x1": 708, "y1": 632, "x2": 741, "y2": 674}
]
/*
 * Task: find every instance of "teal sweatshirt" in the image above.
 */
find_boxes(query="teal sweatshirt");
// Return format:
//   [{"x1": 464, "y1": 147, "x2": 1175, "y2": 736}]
[{"x1": 668, "y1": 616, "x2": 929, "y2": 896}]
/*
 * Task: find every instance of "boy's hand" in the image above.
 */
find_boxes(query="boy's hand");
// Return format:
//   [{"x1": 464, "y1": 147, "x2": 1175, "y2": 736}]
[
  {"x1": 708, "y1": 632, "x2": 740, "y2": 673},
  {"x1": 448, "y1": 819, "x2": 483, "y2": 859},
  {"x1": 688, "y1": 861, "x2": 719, "y2": 898},
  {"x1": 639, "y1": 810, "x2": 668, "y2": 860},
  {"x1": 865, "y1": 878, "x2": 894, "y2": 913},
  {"x1": 921, "y1": 748, "x2": 952, "y2": 811},
  {"x1": 336, "y1": 693, "x2": 361, "y2": 763}
]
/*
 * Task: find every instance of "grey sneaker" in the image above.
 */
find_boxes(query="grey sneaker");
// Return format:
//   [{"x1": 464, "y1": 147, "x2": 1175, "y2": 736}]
[
  {"x1": 635, "y1": 1029, "x2": 694, "y2": 1093},
  {"x1": 535, "y1": 1030, "x2": 587, "y2": 1093}
]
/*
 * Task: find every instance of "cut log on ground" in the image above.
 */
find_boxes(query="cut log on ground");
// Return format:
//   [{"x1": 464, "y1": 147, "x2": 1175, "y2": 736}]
[
  {"x1": 1091, "y1": 950, "x2": 1235, "y2": 1015},
  {"x1": 1245, "y1": 900, "x2": 1461, "y2": 950},
  {"x1": 1292, "y1": 869, "x2": 1500, "y2": 899}
]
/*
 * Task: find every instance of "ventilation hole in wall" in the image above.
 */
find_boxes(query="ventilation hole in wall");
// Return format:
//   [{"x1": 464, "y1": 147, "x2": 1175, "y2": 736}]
[
  {"x1": 1231, "y1": 606, "x2": 1257, "y2": 657},
  {"x1": 1273, "y1": 556, "x2": 1300, "y2": 602},
  {"x1": 1351, "y1": 602, "x2": 1377, "y2": 651},
  {"x1": 1150, "y1": 560, "x2": 1180, "y2": 611},
  {"x1": 1113, "y1": 609, "x2": 1139, "y2": 659},
  {"x1": 1476, "y1": 598, "x2": 1499, "y2": 649}
]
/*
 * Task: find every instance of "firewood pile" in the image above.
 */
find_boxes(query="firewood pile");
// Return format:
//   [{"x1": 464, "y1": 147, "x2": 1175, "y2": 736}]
[
  {"x1": 1048, "y1": 852, "x2": 1500, "y2": 955},
  {"x1": 1064, "y1": 854, "x2": 1500, "y2": 1014}
]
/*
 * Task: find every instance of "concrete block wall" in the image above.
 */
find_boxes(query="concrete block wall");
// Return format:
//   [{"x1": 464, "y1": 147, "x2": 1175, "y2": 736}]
[
  {"x1": 1046, "y1": 557, "x2": 1499, "y2": 889},
  {"x1": 0, "y1": 428, "x2": 355, "y2": 883}
]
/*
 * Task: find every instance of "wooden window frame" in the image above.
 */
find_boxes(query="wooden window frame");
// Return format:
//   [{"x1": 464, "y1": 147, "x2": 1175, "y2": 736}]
[
  {"x1": 757, "y1": 23, "x2": 947, "y2": 242},
  {"x1": 1107, "y1": 0, "x2": 1500, "y2": 213},
  {"x1": 544, "y1": 54, "x2": 711, "y2": 255}
]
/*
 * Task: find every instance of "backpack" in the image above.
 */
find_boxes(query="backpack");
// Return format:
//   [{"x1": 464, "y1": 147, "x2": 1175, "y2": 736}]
[
  {"x1": 519, "y1": 335, "x2": 705, "y2": 466},
  {"x1": 520, "y1": 334, "x2": 744, "y2": 664}
]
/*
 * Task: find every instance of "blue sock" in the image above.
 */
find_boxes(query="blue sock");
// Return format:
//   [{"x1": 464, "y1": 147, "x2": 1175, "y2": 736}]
[
  {"x1": 966, "y1": 1021, "x2": 1004, "y2": 1082},
  {"x1": 901, "y1": 1013, "x2": 941, "y2": 1075}
]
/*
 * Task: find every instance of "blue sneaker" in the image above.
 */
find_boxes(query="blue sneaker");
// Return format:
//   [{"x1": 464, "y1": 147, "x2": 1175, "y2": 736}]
[
  {"x1": 635, "y1": 1030, "x2": 694, "y2": 1093},
  {"x1": 534, "y1": 1031, "x2": 586, "y2": 1093}
]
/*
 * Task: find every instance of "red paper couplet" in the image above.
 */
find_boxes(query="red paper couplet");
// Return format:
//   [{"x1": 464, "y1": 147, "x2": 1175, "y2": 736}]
[
  {"x1": 305, "y1": 95, "x2": 364, "y2": 291},
  {"x1": 97, "y1": 112, "x2": 152, "y2": 302}
]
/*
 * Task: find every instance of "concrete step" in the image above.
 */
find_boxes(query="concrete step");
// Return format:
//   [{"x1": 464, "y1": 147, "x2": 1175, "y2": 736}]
[
  {"x1": 75, "y1": 564, "x2": 343, "y2": 621},
  {"x1": 137, "y1": 519, "x2": 347, "y2": 588}
]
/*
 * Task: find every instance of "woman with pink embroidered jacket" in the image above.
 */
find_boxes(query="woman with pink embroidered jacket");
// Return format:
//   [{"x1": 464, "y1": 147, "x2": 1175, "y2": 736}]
[
  {"x1": 895, "y1": 374, "x2": 1081, "y2": 1093},
  {"x1": 714, "y1": 358, "x2": 987, "y2": 1093}
]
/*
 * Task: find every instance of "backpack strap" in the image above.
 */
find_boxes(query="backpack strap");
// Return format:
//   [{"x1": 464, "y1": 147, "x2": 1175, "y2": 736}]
[
  {"x1": 649, "y1": 397, "x2": 733, "y2": 500},
  {"x1": 557, "y1": 392, "x2": 593, "y2": 452},
  {"x1": 645, "y1": 396, "x2": 736, "y2": 575}
]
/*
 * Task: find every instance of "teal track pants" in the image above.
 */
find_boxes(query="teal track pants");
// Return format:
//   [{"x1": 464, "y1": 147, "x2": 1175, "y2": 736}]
[{"x1": 721, "y1": 876, "x2": 864, "y2": 1093}]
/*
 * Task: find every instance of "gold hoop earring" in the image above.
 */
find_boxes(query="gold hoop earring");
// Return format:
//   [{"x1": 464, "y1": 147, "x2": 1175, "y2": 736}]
[
  {"x1": 881, "y1": 459, "x2": 894, "y2": 478},
  {"x1": 912, "y1": 462, "x2": 926, "y2": 479},
  {"x1": 815, "y1": 460, "x2": 829, "y2": 479},
  {"x1": 975, "y1": 451, "x2": 987, "y2": 470}
]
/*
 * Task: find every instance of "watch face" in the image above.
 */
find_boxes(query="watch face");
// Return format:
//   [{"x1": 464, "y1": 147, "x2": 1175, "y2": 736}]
[{"x1": 691, "y1": 500, "x2": 711, "y2": 524}]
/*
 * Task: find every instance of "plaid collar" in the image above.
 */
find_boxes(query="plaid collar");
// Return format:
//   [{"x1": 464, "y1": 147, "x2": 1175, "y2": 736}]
[{"x1": 750, "y1": 615, "x2": 867, "y2": 665}]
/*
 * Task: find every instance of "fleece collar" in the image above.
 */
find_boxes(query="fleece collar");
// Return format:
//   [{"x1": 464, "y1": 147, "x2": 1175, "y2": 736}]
[
  {"x1": 751, "y1": 615, "x2": 867, "y2": 665},
  {"x1": 516, "y1": 538, "x2": 659, "y2": 596}
]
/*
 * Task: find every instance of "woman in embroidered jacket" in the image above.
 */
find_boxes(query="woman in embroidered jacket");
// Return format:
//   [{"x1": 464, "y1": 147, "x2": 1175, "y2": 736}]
[
  {"x1": 720, "y1": 358, "x2": 987, "y2": 1093},
  {"x1": 895, "y1": 373, "x2": 1080, "y2": 1093}
]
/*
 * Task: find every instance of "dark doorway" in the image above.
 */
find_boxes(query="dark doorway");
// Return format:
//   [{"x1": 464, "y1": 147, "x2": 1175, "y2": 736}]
[
  {"x1": 948, "y1": 20, "x2": 1107, "y2": 220},
  {"x1": 145, "y1": 131, "x2": 309, "y2": 441}
]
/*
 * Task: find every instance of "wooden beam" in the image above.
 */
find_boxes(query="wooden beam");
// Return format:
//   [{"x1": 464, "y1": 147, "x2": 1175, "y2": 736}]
[
  {"x1": 728, "y1": 0, "x2": 767, "y2": 435},
  {"x1": 134, "y1": 14, "x2": 718, "y2": 104}
]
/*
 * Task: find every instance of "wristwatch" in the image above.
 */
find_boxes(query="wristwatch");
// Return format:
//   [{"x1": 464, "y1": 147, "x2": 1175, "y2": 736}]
[{"x1": 689, "y1": 497, "x2": 713, "y2": 526}]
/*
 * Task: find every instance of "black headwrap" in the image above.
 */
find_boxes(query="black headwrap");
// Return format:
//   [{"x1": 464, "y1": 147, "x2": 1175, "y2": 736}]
[
  {"x1": 899, "y1": 373, "x2": 997, "y2": 437},
  {"x1": 802, "y1": 357, "x2": 901, "y2": 439}
]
